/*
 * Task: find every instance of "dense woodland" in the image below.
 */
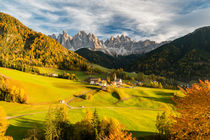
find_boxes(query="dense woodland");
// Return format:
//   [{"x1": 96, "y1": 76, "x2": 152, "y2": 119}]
[
  {"x1": 128, "y1": 27, "x2": 210, "y2": 81},
  {"x1": 76, "y1": 48, "x2": 141, "y2": 69},
  {"x1": 0, "y1": 12, "x2": 90, "y2": 72}
]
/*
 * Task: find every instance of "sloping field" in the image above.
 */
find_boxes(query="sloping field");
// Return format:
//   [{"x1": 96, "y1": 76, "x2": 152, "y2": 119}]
[{"x1": 0, "y1": 67, "x2": 177, "y2": 139}]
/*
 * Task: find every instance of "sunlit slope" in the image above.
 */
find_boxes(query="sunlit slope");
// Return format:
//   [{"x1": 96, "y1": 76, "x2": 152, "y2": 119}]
[
  {"x1": 0, "y1": 68, "x2": 177, "y2": 139},
  {"x1": 0, "y1": 67, "x2": 90, "y2": 103}
]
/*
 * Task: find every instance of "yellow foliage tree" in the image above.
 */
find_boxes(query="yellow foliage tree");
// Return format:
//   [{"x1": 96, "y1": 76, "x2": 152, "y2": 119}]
[
  {"x1": 0, "y1": 106, "x2": 9, "y2": 136},
  {"x1": 170, "y1": 80, "x2": 210, "y2": 139},
  {"x1": 107, "y1": 118, "x2": 135, "y2": 140}
]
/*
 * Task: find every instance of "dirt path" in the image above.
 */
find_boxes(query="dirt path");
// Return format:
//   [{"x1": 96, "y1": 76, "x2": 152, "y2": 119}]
[
  {"x1": 6, "y1": 90, "x2": 93, "y2": 119},
  {"x1": 7, "y1": 111, "x2": 47, "y2": 120},
  {"x1": 64, "y1": 90, "x2": 92, "y2": 109},
  {"x1": 67, "y1": 106, "x2": 163, "y2": 111}
]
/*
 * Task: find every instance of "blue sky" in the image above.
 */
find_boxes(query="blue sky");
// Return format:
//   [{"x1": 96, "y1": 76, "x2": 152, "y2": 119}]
[{"x1": 0, "y1": 0, "x2": 210, "y2": 42}]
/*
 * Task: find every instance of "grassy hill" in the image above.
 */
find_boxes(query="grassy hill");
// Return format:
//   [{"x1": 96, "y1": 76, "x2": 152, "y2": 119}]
[{"x1": 0, "y1": 67, "x2": 178, "y2": 139}]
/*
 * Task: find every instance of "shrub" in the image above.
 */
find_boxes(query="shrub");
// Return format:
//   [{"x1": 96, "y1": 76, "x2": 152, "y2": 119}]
[{"x1": 58, "y1": 72, "x2": 78, "y2": 81}]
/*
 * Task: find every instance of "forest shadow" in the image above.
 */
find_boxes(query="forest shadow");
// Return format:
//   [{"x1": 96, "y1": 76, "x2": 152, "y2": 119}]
[
  {"x1": 154, "y1": 91, "x2": 174, "y2": 96},
  {"x1": 111, "y1": 91, "x2": 120, "y2": 100},
  {"x1": 142, "y1": 96, "x2": 174, "y2": 104},
  {"x1": 131, "y1": 131, "x2": 158, "y2": 140},
  {"x1": 6, "y1": 118, "x2": 44, "y2": 140}
]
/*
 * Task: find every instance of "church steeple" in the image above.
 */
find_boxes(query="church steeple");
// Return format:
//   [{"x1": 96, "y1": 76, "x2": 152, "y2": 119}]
[{"x1": 114, "y1": 73, "x2": 117, "y2": 81}]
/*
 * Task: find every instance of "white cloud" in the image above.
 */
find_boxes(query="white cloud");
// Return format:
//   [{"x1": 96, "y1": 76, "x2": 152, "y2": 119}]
[{"x1": 0, "y1": 0, "x2": 210, "y2": 42}]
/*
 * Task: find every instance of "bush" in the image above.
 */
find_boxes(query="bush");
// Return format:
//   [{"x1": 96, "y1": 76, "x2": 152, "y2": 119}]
[
  {"x1": 143, "y1": 80, "x2": 163, "y2": 89},
  {"x1": 79, "y1": 94, "x2": 93, "y2": 100},
  {"x1": 58, "y1": 72, "x2": 78, "y2": 81}
]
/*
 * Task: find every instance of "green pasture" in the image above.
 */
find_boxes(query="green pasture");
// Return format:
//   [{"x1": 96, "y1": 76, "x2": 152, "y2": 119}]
[{"x1": 0, "y1": 67, "x2": 178, "y2": 139}]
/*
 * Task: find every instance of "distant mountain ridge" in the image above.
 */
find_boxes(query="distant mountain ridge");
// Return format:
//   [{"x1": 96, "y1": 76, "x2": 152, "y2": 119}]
[
  {"x1": 49, "y1": 31, "x2": 167, "y2": 56},
  {"x1": 127, "y1": 26, "x2": 210, "y2": 81},
  {"x1": 75, "y1": 48, "x2": 142, "y2": 69},
  {"x1": 76, "y1": 26, "x2": 210, "y2": 82}
]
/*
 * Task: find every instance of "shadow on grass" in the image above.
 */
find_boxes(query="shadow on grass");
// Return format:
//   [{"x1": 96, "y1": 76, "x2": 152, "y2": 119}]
[
  {"x1": 154, "y1": 91, "x2": 174, "y2": 96},
  {"x1": 141, "y1": 96, "x2": 174, "y2": 104},
  {"x1": 131, "y1": 131, "x2": 158, "y2": 140},
  {"x1": 86, "y1": 86, "x2": 101, "y2": 91},
  {"x1": 111, "y1": 91, "x2": 120, "y2": 100},
  {"x1": 6, "y1": 118, "x2": 44, "y2": 140}
]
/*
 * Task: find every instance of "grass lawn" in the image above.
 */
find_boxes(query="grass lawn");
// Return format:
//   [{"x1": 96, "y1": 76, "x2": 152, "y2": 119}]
[{"x1": 0, "y1": 67, "x2": 178, "y2": 140}]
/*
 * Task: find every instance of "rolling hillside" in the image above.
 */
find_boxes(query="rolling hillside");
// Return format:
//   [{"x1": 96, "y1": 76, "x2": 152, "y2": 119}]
[{"x1": 0, "y1": 67, "x2": 178, "y2": 139}]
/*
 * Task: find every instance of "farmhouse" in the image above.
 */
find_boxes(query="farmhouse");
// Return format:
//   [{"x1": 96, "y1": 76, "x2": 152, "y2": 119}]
[
  {"x1": 85, "y1": 77, "x2": 101, "y2": 85},
  {"x1": 49, "y1": 73, "x2": 58, "y2": 77},
  {"x1": 99, "y1": 80, "x2": 107, "y2": 87},
  {"x1": 112, "y1": 78, "x2": 122, "y2": 86}
]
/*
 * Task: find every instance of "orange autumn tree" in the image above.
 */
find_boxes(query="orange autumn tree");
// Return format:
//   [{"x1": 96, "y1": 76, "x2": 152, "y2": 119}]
[{"x1": 170, "y1": 80, "x2": 210, "y2": 139}]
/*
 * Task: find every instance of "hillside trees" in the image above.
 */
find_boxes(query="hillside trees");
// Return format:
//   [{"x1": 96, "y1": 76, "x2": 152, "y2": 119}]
[
  {"x1": 0, "y1": 12, "x2": 90, "y2": 72},
  {"x1": 128, "y1": 27, "x2": 210, "y2": 81},
  {"x1": 137, "y1": 72, "x2": 145, "y2": 82}
]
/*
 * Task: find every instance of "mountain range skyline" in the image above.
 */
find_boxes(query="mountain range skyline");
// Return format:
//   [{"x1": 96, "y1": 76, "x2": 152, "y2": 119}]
[
  {"x1": 49, "y1": 30, "x2": 167, "y2": 56},
  {"x1": 1, "y1": 0, "x2": 210, "y2": 42}
]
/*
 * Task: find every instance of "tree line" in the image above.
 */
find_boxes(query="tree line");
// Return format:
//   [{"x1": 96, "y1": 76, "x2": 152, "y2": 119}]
[{"x1": 24, "y1": 106, "x2": 136, "y2": 140}]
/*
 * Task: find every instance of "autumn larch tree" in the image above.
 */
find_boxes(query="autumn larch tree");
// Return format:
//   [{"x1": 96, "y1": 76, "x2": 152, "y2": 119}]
[{"x1": 170, "y1": 80, "x2": 210, "y2": 139}]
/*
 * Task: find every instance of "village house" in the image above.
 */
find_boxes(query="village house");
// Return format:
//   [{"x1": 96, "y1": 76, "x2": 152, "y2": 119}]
[
  {"x1": 99, "y1": 80, "x2": 107, "y2": 87},
  {"x1": 112, "y1": 78, "x2": 122, "y2": 86},
  {"x1": 111, "y1": 74, "x2": 122, "y2": 86},
  {"x1": 49, "y1": 73, "x2": 58, "y2": 77},
  {"x1": 85, "y1": 77, "x2": 101, "y2": 85}
]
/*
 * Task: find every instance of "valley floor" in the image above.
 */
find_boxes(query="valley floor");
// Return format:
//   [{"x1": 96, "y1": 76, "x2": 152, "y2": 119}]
[{"x1": 0, "y1": 67, "x2": 178, "y2": 140}]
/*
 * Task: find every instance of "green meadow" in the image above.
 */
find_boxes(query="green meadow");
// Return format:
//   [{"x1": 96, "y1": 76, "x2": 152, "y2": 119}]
[{"x1": 0, "y1": 67, "x2": 178, "y2": 139}]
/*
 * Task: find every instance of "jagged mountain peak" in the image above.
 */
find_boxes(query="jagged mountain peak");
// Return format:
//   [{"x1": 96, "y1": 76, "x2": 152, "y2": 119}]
[
  {"x1": 49, "y1": 31, "x2": 166, "y2": 56},
  {"x1": 77, "y1": 30, "x2": 87, "y2": 36}
]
